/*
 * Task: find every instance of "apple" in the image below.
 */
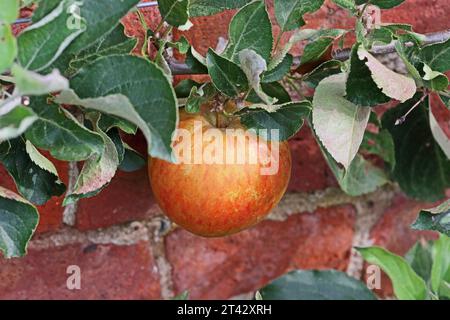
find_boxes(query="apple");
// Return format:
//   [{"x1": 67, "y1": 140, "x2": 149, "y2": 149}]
[{"x1": 148, "y1": 111, "x2": 291, "y2": 237}]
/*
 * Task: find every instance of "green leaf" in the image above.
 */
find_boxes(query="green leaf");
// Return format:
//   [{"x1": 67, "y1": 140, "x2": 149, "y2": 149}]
[
  {"x1": 64, "y1": 115, "x2": 119, "y2": 205},
  {"x1": 355, "y1": 0, "x2": 405, "y2": 9},
  {"x1": 17, "y1": 0, "x2": 86, "y2": 71},
  {"x1": 0, "y1": 24, "x2": 17, "y2": 74},
  {"x1": 0, "y1": 106, "x2": 38, "y2": 141},
  {"x1": 0, "y1": 0, "x2": 19, "y2": 23},
  {"x1": 332, "y1": 0, "x2": 356, "y2": 11},
  {"x1": 247, "y1": 82, "x2": 291, "y2": 105},
  {"x1": 262, "y1": 54, "x2": 293, "y2": 83},
  {"x1": 64, "y1": 0, "x2": 140, "y2": 54},
  {"x1": 12, "y1": 64, "x2": 69, "y2": 95},
  {"x1": 321, "y1": 144, "x2": 388, "y2": 196},
  {"x1": 405, "y1": 241, "x2": 433, "y2": 283},
  {"x1": 357, "y1": 246, "x2": 428, "y2": 300},
  {"x1": 171, "y1": 290, "x2": 190, "y2": 300},
  {"x1": 367, "y1": 27, "x2": 394, "y2": 47},
  {"x1": 422, "y1": 64, "x2": 449, "y2": 92},
  {"x1": 184, "y1": 86, "x2": 204, "y2": 114},
  {"x1": 362, "y1": 129, "x2": 396, "y2": 169},
  {"x1": 259, "y1": 269, "x2": 376, "y2": 300},
  {"x1": 189, "y1": 0, "x2": 252, "y2": 16},
  {"x1": 419, "y1": 39, "x2": 450, "y2": 73},
  {"x1": 206, "y1": 49, "x2": 248, "y2": 97},
  {"x1": 185, "y1": 46, "x2": 208, "y2": 74},
  {"x1": 225, "y1": 1, "x2": 273, "y2": 63},
  {"x1": 313, "y1": 73, "x2": 371, "y2": 169},
  {"x1": 118, "y1": 143, "x2": 146, "y2": 173},
  {"x1": 431, "y1": 234, "x2": 450, "y2": 295},
  {"x1": 300, "y1": 37, "x2": 334, "y2": 66},
  {"x1": 382, "y1": 95, "x2": 450, "y2": 202},
  {"x1": 168, "y1": 36, "x2": 190, "y2": 55},
  {"x1": 32, "y1": 0, "x2": 60, "y2": 23},
  {"x1": 175, "y1": 79, "x2": 201, "y2": 98},
  {"x1": 57, "y1": 55, "x2": 178, "y2": 162},
  {"x1": 98, "y1": 114, "x2": 137, "y2": 135},
  {"x1": 303, "y1": 60, "x2": 342, "y2": 88},
  {"x1": 0, "y1": 186, "x2": 39, "y2": 258},
  {"x1": 25, "y1": 97, "x2": 104, "y2": 162},
  {"x1": 240, "y1": 101, "x2": 311, "y2": 141},
  {"x1": 346, "y1": 45, "x2": 390, "y2": 106},
  {"x1": 412, "y1": 200, "x2": 450, "y2": 237},
  {"x1": 0, "y1": 138, "x2": 65, "y2": 205},
  {"x1": 158, "y1": 0, "x2": 189, "y2": 27},
  {"x1": 274, "y1": 0, "x2": 324, "y2": 33},
  {"x1": 68, "y1": 23, "x2": 137, "y2": 74}
]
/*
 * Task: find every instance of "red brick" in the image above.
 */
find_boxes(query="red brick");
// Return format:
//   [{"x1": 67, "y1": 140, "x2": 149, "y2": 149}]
[
  {"x1": 0, "y1": 241, "x2": 160, "y2": 299},
  {"x1": 0, "y1": 154, "x2": 68, "y2": 234},
  {"x1": 365, "y1": 194, "x2": 439, "y2": 298},
  {"x1": 75, "y1": 168, "x2": 159, "y2": 231},
  {"x1": 165, "y1": 205, "x2": 355, "y2": 299},
  {"x1": 288, "y1": 126, "x2": 338, "y2": 192}
]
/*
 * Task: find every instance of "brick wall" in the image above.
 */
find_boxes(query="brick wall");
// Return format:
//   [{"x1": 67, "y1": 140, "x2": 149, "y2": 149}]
[{"x1": 1, "y1": 0, "x2": 448, "y2": 300}]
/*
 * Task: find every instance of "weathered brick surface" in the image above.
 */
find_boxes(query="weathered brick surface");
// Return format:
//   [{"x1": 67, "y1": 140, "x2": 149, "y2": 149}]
[
  {"x1": 165, "y1": 205, "x2": 356, "y2": 299},
  {"x1": 75, "y1": 168, "x2": 159, "y2": 231},
  {"x1": 0, "y1": 241, "x2": 161, "y2": 300},
  {"x1": 288, "y1": 126, "x2": 338, "y2": 192}
]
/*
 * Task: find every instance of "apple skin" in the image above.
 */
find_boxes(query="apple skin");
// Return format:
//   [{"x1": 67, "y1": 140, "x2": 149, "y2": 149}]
[{"x1": 148, "y1": 111, "x2": 292, "y2": 237}]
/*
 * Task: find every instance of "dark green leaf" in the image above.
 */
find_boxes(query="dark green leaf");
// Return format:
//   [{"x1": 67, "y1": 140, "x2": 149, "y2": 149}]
[
  {"x1": 17, "y1": 0, "x2": 86, "y2": 71},
  {"x1": 346, "y1": 44, "x2": 390, "y2": 106},
  {"x1": 206, "y1": 49, "x2": 248, "y2": 97},
  {"x1": 355, "y1": 0, "x2": 405, "y2": 9},
  {"x1": 225, "y1": 1, "x2": 273, "y2": 63},
  {"x1": 175, "y1": 79, "x2": 201, "y2": 98},
  {"x1": 303, "y1": 60, "x2": 342, "y2": 88},
  {"x1": 240, "y1": 101, "x2": 311, "y2": 141},
  {"x1": 0, "y1": 138, "x2": 65, "y2": 205},
  {"x1": 189, "y1": 0, "x2": 252, "y2": 16},
  {"x1": 262, "y1": 54, "x2": 293, "y2": 83},
  {"x1": 98, "y1": 114, "x2": 137, "y2": 135},
  {"x1": 332, "y1": 0, "x2": 356, "y2": 11},
  {"x1": 419, "y1": 38, "x2": 450, "y2": 73},
  {"x1": 0, "y1": 186, "x2": 39, "y2": 258},
  {"x1": 68, "y1": 23, "x2": 137, "y2": 74},
  {"x1": 157, "y1": 0, "x2": 189, "y2": 27},
  {"x1": 405, "y1": 241, "x2": 433, "y2": 283},
  {"x1": 362, "y1": 129, "x2": 396, "y2": 169},
  {"x1": 358, "y1": 246, "x2": 427, "y2": 300},
  {"x1": 382, "y1": 95, "x2": 450, "y2": 202},
  {"x1": 26, "y1": 97, "x2": 104, "y2": 162},
  {"x1": 118, "y1": 144, "x2": 146, "y2": 172},
  {"x1": 59, "y1": 55, "x2": 178, "y2": 162},
  {"x1": 300, "y1": 37, "x2": 334, "y2": 66},
  {"x1": 274, "y1": 0, "x2": 324, "y2": 33},
  {"x1": 246, "y1": 83, "x2": 290, "y2": 104},
  {"x1": 32, "y1": 0, "x2": 59, "y2": 22},
  {"x1": 412, "y1": 200, "x2": 450, "y2": 236},
  {"x1": 260, "y1": 270, "x2": 376, "y2": 300}
]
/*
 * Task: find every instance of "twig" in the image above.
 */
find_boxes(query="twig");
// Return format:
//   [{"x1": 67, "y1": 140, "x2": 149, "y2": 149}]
[{"x1": 395, "y1": 91, "x2": 429, "y2": 125}]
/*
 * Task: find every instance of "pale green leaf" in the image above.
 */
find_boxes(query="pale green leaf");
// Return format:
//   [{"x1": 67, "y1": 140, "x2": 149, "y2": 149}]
[
  {"x1": 358, "y1": 246, "x2": 428, "y2": 300},
  {"x1": 313, "y1": 73, "x2": 371, "y2": 169}
]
